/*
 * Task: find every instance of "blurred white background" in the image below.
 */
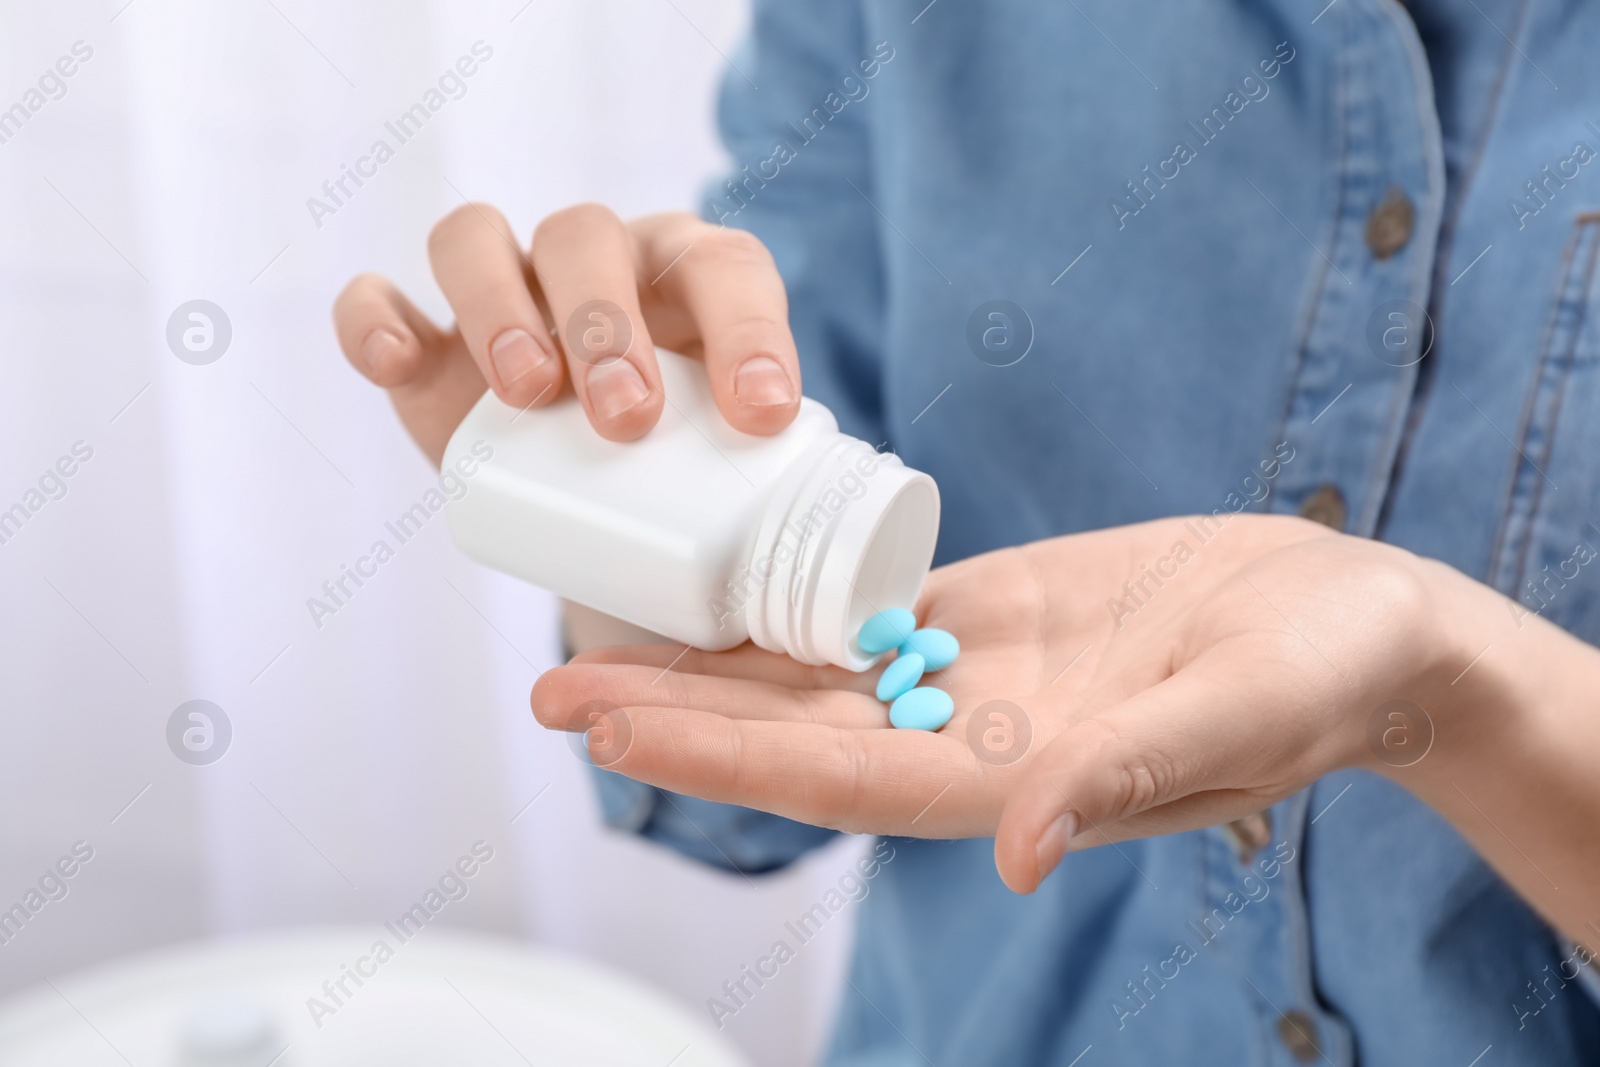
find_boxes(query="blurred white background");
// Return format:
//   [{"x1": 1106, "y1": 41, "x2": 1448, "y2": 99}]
[{"x1": 0, "y1": 2, "x2": 865, "y2": 1064}]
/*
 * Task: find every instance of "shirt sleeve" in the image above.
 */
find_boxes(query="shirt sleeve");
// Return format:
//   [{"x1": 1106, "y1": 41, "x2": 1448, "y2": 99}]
[
  {"x1": 1569, "y1": 940, "x2": 1600, "y2": 1010},
  {"x1": 584, "y1": 0, "x2": 886, "y2": 876},
  {"x1": 704, "y1": 0, "x2": 889, "y2": 446},
  {"x1": 591, "y1": 768, "x2": 838, "y2": 874}
]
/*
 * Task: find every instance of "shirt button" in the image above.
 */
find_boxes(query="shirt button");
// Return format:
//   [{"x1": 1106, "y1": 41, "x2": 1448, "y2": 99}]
[
  {"x1": 1365, "y1": 186, "x2": 1415, "y2": 260},
  {"x1": 1298, "y1": 485, "x2": 1347, "y2": 531},
  {"x1": 1223, "y1": 808, "x2": 1273, "y2": 863},
  {"x1": 1277, "y1": 1011, "x2": 1323, "y2": 1063}
]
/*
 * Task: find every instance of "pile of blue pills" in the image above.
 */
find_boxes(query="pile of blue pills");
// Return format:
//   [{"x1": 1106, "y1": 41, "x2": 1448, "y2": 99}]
[{"x1": 857, "y1": 608, "x2": 960, "y2": 731}]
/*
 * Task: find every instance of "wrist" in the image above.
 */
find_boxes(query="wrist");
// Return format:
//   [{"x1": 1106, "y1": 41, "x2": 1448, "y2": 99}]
[
  {"x1": 1361, "y1": 552, "x2": 1600, "y2": 942},
  {"x1": 1366, "y1": 552, "x2": 1540, "y2": 798}
]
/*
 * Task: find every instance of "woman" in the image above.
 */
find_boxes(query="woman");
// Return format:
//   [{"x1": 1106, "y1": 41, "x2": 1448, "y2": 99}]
[{"x1": 334, "y1": 0, "x2": 1600, "y2": 1061}]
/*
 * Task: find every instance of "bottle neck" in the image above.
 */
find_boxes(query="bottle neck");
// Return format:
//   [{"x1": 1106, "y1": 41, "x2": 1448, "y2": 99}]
[{"x1": 744, "y1": 434, "x2": 939, "y2": 670}]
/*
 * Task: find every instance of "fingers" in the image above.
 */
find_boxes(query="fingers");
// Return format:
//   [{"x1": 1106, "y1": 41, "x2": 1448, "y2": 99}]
[
  {"x1": 570, "y1": 642, "x2": 877, "y2": 695},
  {"x1": 992, "y1": 721, "x2": 1166, "y2": 896},
  {"x1": 532, "y1": 660, "x2": 885, "y2": 728},
  {"x1": 533, "y1": 203, "x2": 664, "y2": 441},
  {"x1": 333, "y1": 274, "x2": 485, "y2": 466},
  {"x1": 353, "y1": 200, "x2": 800, "y2": 454},
  {"x1": 344, "y1": 199, "x2": 802, "y2": 461},
  {"x1": 333, "y1": 273, "x2": 443, "y2": 389},
  {"x1": 428, "y1": 202, "x2": 564, "y2": 410},
  {"x1": 631, "y1": 214, "x2": 800, "y2": 434},
  {"x1": 549, "y1": 703, "x2": 997, "y2": 836}
]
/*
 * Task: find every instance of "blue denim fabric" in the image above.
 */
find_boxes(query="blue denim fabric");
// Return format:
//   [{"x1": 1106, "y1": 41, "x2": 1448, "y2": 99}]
[{"x1": 594, "y1": 0, "x2": 1600, "y2": 1061}]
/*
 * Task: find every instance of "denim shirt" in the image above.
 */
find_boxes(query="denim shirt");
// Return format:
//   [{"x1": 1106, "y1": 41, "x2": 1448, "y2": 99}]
[{"x1": 594, "y1": 0, "x2": 1600, "y2": 1061}]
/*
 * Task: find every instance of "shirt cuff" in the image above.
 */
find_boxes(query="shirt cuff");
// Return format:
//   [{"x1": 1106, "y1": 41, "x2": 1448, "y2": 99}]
[
  {"x1": 1566, "y1": 940, "x2": 1600, "y2": 1009},
  {"x1": 592, "y1": 765, "x2": 659, "y2": 834},
  {"x1": 588, "y1": 766, "x2": 839, "y2": 874}
]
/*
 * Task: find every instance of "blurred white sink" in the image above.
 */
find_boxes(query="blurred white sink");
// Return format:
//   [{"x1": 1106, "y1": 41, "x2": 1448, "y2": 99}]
[{"x1": 0, "y1": 926, "x2": 751, "y2": 1067}]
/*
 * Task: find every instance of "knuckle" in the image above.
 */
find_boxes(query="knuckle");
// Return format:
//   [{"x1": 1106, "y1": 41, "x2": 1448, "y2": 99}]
[
  {"x1": 1088, "y1": 718, "x2": 1176, "y2": 817},
  {"x1": 535, "y1": 201, "x2": 622, "y2": 246},
  {"x1": 725, "y1": 725, "x2": 758, "y2": 799},
  {"x1": 843, "y1": 742, "x2": 876, "y2": 830},
  {"x1": 638, "y1": 209, "x2": 705, "y2": 234},
  {"x1": 821, "y1": 733, "x2": 873, "y2": 832},
  {"x1": 714, "y1": 311, "x2": 789, "y2": 348},
  {"x1": 701, "y1": 226, "x2": 775, "y2": 271},
  {"x1": 662, "y1": 669, "x2": 691, "y2": 711},
  {"x1": 428, "y1": 202, "x2": 504, "y2": 255},
  {"x1": 795, "y1": 687, "x2": 840, "y2": 728},
  {"x1": 792, "y1": 687, "x2": 821, "y2": 725},
  {"x1": 1112, "y1": 751, "x2": 1171, "y2": 815}
]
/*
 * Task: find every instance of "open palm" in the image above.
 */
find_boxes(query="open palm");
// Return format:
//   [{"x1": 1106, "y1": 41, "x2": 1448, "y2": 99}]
[{"x1": 533, "y1": 512, "x2": 1448, "y2": 889}]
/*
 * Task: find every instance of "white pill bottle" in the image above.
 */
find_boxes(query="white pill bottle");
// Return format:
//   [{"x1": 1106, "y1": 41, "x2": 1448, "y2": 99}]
[{"x1": 442, "y1": 349, "x2": 940, "y2": 671}]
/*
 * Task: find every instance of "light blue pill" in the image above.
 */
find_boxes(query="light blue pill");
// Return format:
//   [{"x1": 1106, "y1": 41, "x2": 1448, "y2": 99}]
[
  {"x1": 858, "y1": 608, "x2": 917, "y2": 655},
  {"x1": 876, "y1": 652, "x2": 926, "y2": 703},
  {"x1": 900, "y1": 628, "x2": 959, "y2": 671},
  {"x1": 889, "y1": 686, "x2": 955, "y2": 731}
]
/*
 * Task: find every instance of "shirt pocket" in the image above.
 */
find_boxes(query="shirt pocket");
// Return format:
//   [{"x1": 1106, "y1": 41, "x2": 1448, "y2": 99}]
[{"x1": 1487, "y1": 212, "x2": 1600, "y2": 636}]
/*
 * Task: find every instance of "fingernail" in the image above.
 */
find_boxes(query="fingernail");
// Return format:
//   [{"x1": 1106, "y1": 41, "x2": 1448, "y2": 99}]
[
  {"x1": 588, "y1": 358, "x2": 651, "y2": 420},
  {"x1": 1035, "y1": 811, "x2": 1078, "y2": 882},
  {"x1": 361, "y1": 329, "x2": 406, "y2": 377},
  {"x1": 734, "y1": 355, "x2": 795, "y2": 408},
  {"x1": 489, "y1": 327, "x2": 552, "y2": 389}
]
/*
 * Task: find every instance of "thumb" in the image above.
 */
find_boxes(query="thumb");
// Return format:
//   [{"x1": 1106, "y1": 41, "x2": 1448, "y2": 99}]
[{"x1": 992, "y1": 659, "x2": 1301, "y2": 894}]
